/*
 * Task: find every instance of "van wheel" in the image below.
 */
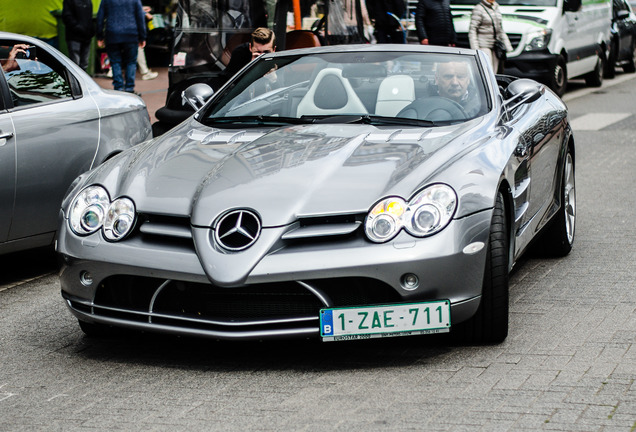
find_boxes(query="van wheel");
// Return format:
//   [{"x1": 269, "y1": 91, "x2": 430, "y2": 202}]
[
  {"x1": 548, "y1": 56, "x2": 567, "y2": 97},
  {"x1": 605, "y1": 41, "x2": 617, "y2": 79},
  {"x1": 584, "y1": 53, "x2": 604, "y2": 87},
  {"x1": 623, "y1": 42, "x2": 636, "y2": 73}
]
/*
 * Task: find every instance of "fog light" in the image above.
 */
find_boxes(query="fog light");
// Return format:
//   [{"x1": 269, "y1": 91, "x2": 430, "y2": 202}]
[
  {"x1": 79, "y1": 271, "x2": 93, "y2": 286},
  {"x1": 401, "y1": 273, "x2": 419, "y2": 291}
]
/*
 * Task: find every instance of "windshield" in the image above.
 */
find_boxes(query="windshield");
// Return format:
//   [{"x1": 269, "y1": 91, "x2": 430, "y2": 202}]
[
  {"x1": 452, "y1": 0, "x2": 557, "y2": 6},
  {"x1": 202, "y1": 51, "x2": 490, "y2": 126}
]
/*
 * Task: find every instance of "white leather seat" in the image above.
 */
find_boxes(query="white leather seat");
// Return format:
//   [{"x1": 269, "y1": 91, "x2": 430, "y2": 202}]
[
  {"x1": 296, "y1": 68, "x2": 368, "y2": 117},
  {"x1": 375, "y1": 75, "x2": 415, "y2": 117}
]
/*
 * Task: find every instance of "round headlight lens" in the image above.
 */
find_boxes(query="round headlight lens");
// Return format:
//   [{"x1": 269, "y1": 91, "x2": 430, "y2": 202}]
[
  {"x1": 103, "y1": 198, "x2": 136, "y2": 241},
  {"x1": 69, "y1": 186, "x2": 110, "y2": 235},
  {"x1": 412, "y1": 204, "x2": 441, "y2": 234},
  {"x1": 405, "y1": 184, "x2": 457, "y2": 237},
  {"x1": 365, "y1": 197, "x2": 405, "y2": 243}
]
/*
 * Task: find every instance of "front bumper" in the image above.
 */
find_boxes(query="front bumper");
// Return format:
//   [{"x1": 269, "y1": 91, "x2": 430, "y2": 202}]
[
  {"x1": 504, "y1": 51, "x2": 558, "y2": 84},
  {"x1": 57, "y1": 209, "x2": 493, "y2": 340}
]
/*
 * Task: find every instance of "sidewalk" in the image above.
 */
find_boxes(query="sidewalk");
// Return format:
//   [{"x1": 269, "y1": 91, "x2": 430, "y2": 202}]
[{"x1": 92, "y1": 67, "x2": 169, "y2": 124}]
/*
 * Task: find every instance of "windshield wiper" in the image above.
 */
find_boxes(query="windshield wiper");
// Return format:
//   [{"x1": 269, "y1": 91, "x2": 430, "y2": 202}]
[
  {"x1": 204, "y1": 115, "x2": 314, "y2": 127},
  {"x1": 304, "y1": 114, "x2": 437, "y2": 127}
]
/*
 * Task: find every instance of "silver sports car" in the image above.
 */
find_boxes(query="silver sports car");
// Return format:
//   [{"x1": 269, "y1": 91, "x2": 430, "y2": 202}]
[
  {"x1": 0, "y1": 32, "x2": 152, "y2": 255},
  {"x1": 57, "y1": 45, "x2": 575, "y2": 344}
]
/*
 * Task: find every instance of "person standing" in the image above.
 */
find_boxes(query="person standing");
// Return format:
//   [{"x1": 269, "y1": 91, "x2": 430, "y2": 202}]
[
  {"x1": 367, "y1": 0, "x2": 407, "y2": 44},
  {"x1": 137, "y1": 6, "x2": 158, "y2": 80},
  {"x1": 96, "y1": 0, "x2": 147, "y2": 93},
  {"x1": 468, "y1": 0, "x2": 512, "y2": 73},
  {"x1": 62, "y1": 0, "x2": 96, "y2": 71},
  {"x1": 415, "y1": 0, "x2": 456, "y2": 46}
]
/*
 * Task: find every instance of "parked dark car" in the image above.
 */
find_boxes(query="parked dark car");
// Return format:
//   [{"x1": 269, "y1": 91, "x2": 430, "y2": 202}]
[
  {"x1": 0, "y1": 32, "x2": 152, "y2": 255},
  {"x1": 57, "y1": 45, "x2": 575, "y2": 344},
  {"x1": 607, "y1": 0, "x2": 636, "y2": 77}
]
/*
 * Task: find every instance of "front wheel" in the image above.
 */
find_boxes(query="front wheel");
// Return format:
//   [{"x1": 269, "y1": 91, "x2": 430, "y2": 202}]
[
  {"x1": 605, "y1": 41, "x2": 617, "y2": 79},
  {"x1": 548, "y1": 55, "x2": 567, "y2": 97},
  {"x1": 584, "y1": 53, "x2": 604, "y2": 87},
  {"x1": 453, "y1": 192, "x2": 509, "y2": 344}
]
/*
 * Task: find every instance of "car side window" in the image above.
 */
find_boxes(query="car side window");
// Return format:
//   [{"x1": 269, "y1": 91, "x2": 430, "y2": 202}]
[{"x1": 0, "y1": 44, "x2": 72, "y2": 108}]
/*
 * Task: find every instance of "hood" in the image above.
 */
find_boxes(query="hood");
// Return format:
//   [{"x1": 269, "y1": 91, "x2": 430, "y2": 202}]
[{"x1": 96, "y1": 118, "x2": 481, "y2": 228}]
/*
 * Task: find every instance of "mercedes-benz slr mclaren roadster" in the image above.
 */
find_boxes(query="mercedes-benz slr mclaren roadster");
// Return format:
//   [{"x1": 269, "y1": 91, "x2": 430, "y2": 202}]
[{"x1": 56, "y1": 45, "x2": 575, "y2": 344}]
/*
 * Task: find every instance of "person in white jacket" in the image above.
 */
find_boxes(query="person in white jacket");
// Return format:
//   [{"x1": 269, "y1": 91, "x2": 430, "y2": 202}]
[{"x1": 468, "y1": 0, "x2": 513, "y2": 73}]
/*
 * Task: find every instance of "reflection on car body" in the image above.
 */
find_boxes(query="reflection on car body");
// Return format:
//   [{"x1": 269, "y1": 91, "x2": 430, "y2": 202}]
[
  {"x1": 57, "y1": 44, "x2": 575, "y2": 344},
  {"x1": 0, "y1": 32, "x2": 152, "y2": 255}
]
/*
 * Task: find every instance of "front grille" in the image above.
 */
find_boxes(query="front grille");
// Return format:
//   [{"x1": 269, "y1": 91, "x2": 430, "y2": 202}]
[{"x1": 67, "y1": 276, "x2": 403, "y2": 338}]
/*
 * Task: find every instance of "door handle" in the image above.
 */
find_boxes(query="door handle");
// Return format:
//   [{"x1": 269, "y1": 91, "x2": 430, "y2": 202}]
[{"x1": 0, "y1": 130, "x2": 14, "y2": 146}]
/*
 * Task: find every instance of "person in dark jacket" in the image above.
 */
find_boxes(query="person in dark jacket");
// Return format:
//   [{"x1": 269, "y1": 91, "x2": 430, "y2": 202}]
[
  {"x1": 222, "y1": 27, "x2": 276, "y2": 82},
  {"x1": 62, "y1": 0, "x2": 95, "y2": 71},
  {"x1": 415, "y1": 0, "x2": 456, "y2": 46},
  {"x1": 96, "y1": 0, "x2": 146, "y2": 93},
  {"x1": 367, "y1": 0, "x2": 407, "y2": 44}
]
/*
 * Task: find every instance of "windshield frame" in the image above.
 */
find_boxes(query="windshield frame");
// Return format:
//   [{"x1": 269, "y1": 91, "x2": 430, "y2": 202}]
[{"x1": 199, "y1": 49, "x2": 493, "y2": 127}]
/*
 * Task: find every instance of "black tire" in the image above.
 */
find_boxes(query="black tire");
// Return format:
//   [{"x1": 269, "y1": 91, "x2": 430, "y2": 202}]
[
  {"x1": 453, "y1": 192, "x2": 509, "y2": 344},
  {"x1": 78, "y1": 320, "x2": 117, "y2": 338},
  {"x1": 623, "y1": 42, "x2": 636, "y2": 73},
  {"x1": 605, "y1": 41, "x2": 617, "y2": 79},
  {"x1": 584, "y1": 53, "x2": 604, "y2": 87},
  {"x1": 535, "y1": 150, "x2": 576, "y2": 257},
  {"x1": 548, "y1": 55, "x2": 567, "y2": 97}
]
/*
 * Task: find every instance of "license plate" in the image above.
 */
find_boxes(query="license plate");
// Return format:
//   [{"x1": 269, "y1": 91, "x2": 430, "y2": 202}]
[{"x1": 320, "y1": 300, "x2": 451, "y2": 342}]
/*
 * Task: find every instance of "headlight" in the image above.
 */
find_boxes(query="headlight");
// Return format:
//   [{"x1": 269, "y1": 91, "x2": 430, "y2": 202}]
[
  {"x1": 365, "y1": 184, "x2": 457, "y2": 243},
  {"x1": 69, "y1": 186, "x2": 110, "y2": 235},
  {"x1": 68, "y1": 185, "x2": 136, "y2": 241},
  {"x1": 103, "y1": 198, "x2": 136, "y2": 241},
  {"x1": 404, "y1": 185, "x2": 457, "y2": 236},
  {"x1": 524, "y1": 29, "x2": 552, "y2": 51},
  {"x1": 366, "y1": 197, "x2": 407, "y2": 242}
]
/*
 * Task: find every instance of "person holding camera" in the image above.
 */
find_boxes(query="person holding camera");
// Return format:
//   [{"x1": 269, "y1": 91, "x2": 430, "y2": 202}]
[
  {"x1": 1, "y1": 44, "x2": 33, "y2": 72},
  {"x1": 468, "y1": 0, "x2": 513, "y2": 73}
]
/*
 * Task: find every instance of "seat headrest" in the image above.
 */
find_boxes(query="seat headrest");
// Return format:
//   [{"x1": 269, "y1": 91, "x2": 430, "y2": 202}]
[{"x1": 314, "y1": 74, "x2": 347, "y2": 109}]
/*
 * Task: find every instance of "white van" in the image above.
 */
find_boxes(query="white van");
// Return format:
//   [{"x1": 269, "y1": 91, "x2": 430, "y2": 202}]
[{"x1": 450, "y1": 0, "x2": 612, "y2": 96}]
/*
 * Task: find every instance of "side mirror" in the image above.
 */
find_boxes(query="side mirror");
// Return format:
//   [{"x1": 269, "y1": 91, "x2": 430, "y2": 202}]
[
  {"x1": 181, "y1": 83, "x2": 214, "y2": 111},
  {"x1": 503, "y1": 78, "x2": 544, "y2": 112},
  {"x1": 615, "y1": 9, "x2": 630, "y2": 20}
]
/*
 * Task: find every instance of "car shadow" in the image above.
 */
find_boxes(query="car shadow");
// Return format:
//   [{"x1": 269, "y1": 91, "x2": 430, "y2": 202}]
[
  {"x1": 0, "y1": 247, "x2": 58, "y2": 287},
  {"x1": 67, "y1": 328, "x2": 466, "y2": 372}
]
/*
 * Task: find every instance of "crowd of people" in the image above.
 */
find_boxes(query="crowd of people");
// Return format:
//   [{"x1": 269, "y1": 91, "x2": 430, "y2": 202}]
[{"x1": 4, "y1": 0, "x2": 512, "y2": 94}]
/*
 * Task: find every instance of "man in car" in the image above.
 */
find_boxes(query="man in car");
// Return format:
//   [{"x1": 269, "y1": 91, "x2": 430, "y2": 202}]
[
  {"x1": 435, "y1": 60, "x2": 481, "y2": 117},
  {"x1": 222, "y1": 27, "x2": 276, "y2": 82}
]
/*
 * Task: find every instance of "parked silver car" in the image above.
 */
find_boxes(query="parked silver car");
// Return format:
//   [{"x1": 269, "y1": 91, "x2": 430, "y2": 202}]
[
  {"x1": 57, "y1": 45, "x2": 575, "y2": 344},
  {"x1": 0, "y1": 32, "x2": 152, "y2": 255}
]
